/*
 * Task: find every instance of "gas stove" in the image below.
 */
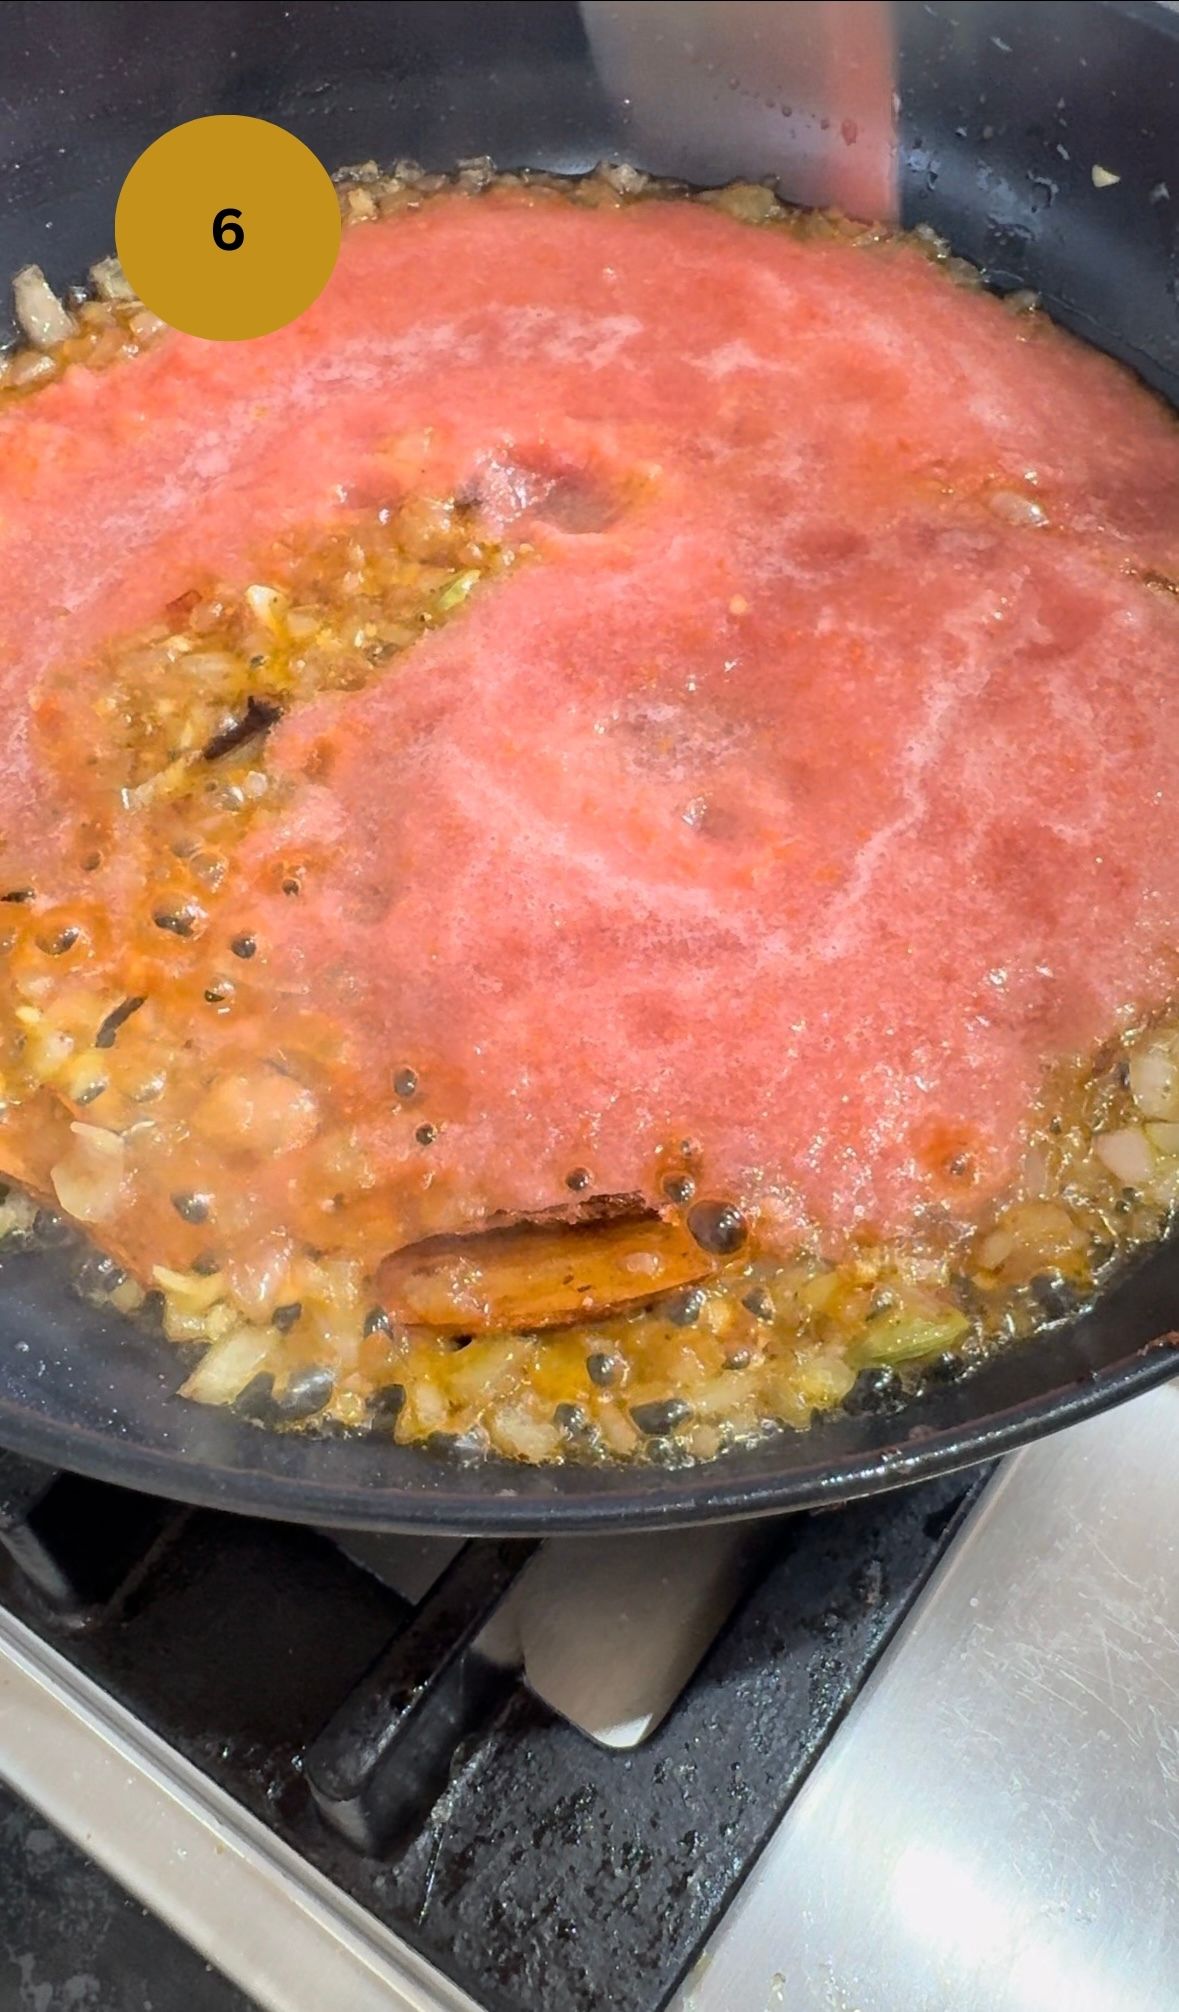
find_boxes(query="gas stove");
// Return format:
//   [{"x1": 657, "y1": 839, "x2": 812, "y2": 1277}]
[{"x1": 0, "y1": 1385, "x2": 1176, "y2": 2012}]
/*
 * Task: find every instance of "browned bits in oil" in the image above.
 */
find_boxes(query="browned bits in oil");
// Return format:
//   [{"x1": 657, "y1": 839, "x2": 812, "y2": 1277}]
[
  {"x1": 202, "y1": 696, "x2": 282, "y2": 762},
  {"x1": 94, "y1": 995, "x2": 146, "y2": 1049}
]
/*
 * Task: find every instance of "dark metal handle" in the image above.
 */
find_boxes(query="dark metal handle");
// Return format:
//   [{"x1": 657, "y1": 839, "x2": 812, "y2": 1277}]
[{"x1": 304, "y1": 1537, "x2": 535, "y2": 1854}]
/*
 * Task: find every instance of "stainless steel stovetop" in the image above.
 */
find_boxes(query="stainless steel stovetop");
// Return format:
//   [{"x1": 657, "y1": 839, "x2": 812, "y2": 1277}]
[{"x1": 0, "y1": 1385, "x2": 1176, "y2": 2012}]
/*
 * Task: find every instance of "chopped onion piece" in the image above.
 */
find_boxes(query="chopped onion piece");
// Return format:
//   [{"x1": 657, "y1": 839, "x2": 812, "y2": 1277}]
[
  {"x1": 7, "y1": 349, "x2": 54, "y2": 388},
  {"x1": 50, "y1": 1123, "x2": 125, "y2": 1222},
  {"x1": 1148, "y1": 1164, "x2": 1179, "y2": 1209},
  {"x1": 193, "y1": 1070, "x2": 319, "y2": 1155},
  {"x1": 1095, "y1": 1126, "x2": 1156, "y2": 1188},
  {"x1": 180, "y1": 1328, "x2": 273, "y2": 1406},
  {"x1": 245, "y1": 583, "x2": 285, "y2": 628},
  {"x1": 152, "y1": 1264, "x2": 227, "y2": 1312},
  {"x1": 88, "y1": 256, "x2": 135, "y2": 303},
  {"x1": 1021, "y1": 1142, "x2": 1052, "y2": 1198},
  {"x1": 491, "y1": 1406, "x2": 562, "y2": 1461},
  {"x1": 223, "y1": 1234, "x2": 296, "y2": 1319},
  {"x1": 977, "y1": 1227, "x2": 1014, "y2": 1272},
  {"x1": 1128, "y1": 1042, "x2": 1179, "y2": 1120},
  {"x1": 13, "y1": 264, "x2": 75, "y2": 349}
]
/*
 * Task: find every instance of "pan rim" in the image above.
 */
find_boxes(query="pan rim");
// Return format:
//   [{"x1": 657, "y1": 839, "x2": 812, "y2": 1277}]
[{"x1": 0, "y1": 1326, "x2": 1172, "y2": 1534}]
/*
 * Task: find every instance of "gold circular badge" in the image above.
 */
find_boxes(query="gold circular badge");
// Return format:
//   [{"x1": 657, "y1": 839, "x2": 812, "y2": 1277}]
[{"x1": 115, "y1": 115, "x2": 341, "y2": 341}]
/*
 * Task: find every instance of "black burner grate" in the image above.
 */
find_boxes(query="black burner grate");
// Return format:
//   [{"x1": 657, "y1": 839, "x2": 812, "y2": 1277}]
[{"x1": 0, "y1": 1457, "x2": 991, "y2": 2012}]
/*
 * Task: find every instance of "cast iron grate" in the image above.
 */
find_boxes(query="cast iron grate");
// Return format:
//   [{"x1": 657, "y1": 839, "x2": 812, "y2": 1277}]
[{"x1": 0, "y1": 1453, "x2": 991, "y2": 2012}]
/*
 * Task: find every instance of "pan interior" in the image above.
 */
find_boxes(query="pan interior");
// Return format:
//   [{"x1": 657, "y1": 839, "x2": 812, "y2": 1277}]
[{"x1": 0, "y1": 0, "x2": 1177, "y2": 1528}]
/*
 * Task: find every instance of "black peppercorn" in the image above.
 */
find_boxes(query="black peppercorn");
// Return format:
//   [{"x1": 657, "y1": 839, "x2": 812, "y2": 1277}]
[
  {"x1": 171, "y1": 1191, "x2": 211, "y2": 1225},
  {"x1": 686, "y1": 1198, "x2": 748, "y2": 1256},
  {"x1": 631, "y1": 1397, "x2": 693, "y2": 1437}
]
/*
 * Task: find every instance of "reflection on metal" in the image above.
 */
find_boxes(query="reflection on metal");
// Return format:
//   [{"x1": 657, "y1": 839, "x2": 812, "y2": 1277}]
[
  {"x1": 0, "y1": 1607, "x2": 474, "y2": 2012},
  {"x1": 330, "y1": 1519, "x2": 773, "y2": 1751},
  {"x1": 322, "y1": 1527, "x2": 464, "y2": 1605},
  {"x1": 582, "y1": 0, "x2": 898, "y2": 220},
  {"x1": 512, "y1": 1521, "x2": 773, "y2": 1746},
  {"x1": 676, "y1": 1382, "x2": 1179, "y2": 2012}
]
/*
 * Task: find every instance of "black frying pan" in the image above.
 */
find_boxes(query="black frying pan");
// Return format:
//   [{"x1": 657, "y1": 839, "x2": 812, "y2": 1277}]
[{"x1": 1, "y1": 0, "x2": 1178, "y2": 1533}]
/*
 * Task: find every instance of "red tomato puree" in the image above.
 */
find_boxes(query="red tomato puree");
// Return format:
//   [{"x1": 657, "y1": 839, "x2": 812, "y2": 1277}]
[{"x1": 5, "y1": 187, "x2": 1179, "y2": 1252}]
